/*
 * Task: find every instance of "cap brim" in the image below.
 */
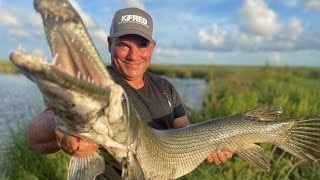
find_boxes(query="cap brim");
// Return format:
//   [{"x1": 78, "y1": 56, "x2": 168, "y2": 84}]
[{"x1": 110, "y1": 29, "x2": 156, "y2": 44}]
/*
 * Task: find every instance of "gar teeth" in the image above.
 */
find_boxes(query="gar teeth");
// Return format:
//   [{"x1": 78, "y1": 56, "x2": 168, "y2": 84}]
[
  {"x1": 43, "y1": 11, "x2": 48, "y2": 19},
  {"x1": 17, "y1": 44, "x2": 23, "y2": 51},
  {"x1": 17, "y1": 44, "x2": 26, "y2": 53},
  {"x1": 51, "y1": 54, "x2": 59, "y2": 65},
  {"x1": 77, "y1": 71, "x2": 81, "y2": 79}
]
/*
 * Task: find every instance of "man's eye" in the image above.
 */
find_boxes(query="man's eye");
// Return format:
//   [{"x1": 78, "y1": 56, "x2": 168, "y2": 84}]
[
  {"x1": 139, "y1": 41, "x2": 150, "y2": 48},
  {"x1": 117, "y1": 43, "x2": 128, "y2": 49}
]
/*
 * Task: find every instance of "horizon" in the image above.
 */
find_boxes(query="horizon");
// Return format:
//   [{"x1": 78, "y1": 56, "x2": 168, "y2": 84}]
[{"x1": 0, "y1": 0, "x2": 319, "y2": 67}]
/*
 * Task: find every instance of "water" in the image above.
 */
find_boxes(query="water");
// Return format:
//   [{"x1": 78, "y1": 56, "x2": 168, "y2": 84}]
[
  {"x1": 0, "y1": 75, "x2": 207, "y2": 136},
  {"x1": 166, "y1": 77, "x2": 207, "y2": 111},
  {"x1": 0, "y1": 75, "x2": 45, "y2": 136}
]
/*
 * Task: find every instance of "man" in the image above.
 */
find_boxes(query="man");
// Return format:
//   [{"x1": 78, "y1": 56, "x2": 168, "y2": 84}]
[{"x1": 28, "y1": 7, "x2": 233, "y2": 179}]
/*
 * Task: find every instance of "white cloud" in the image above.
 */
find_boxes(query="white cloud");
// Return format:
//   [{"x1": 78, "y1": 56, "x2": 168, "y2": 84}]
[
  {"x1": 195, "y1": 0, "x2": 315, "y2": 52},
  {"x1": 91, "y1": 28, "x2": 108, "y2": 44},
  {"x1": 0, "y1": 9, "x2": 20, "y2": 27},
  {"x1": 286, "y1": 18, "x2": 303, "y2": 41},
  {"x1": 281, "y1": 0, "x2": 300, "y2": 8},
  {"x1": 69, "y1": 0, "x2": 96, "y2": 28},
  {"x1": 31, "y1": 47, "x2": 45, "y2": 57},
  {"x1": 28, "y1": 12, "x2": 43, "y2": 28},
  {"x1": 123, "y1": 0, "x2": 145, "y2": 10},
  {"x1": 304, "y1": 0, "x2": 320, "y2": 11},
  {"x1": 238, "y1": 0, "x2": 282, "y2": 37},
  {"x1": 197, "y1": 17, "x2": 307, "y2": 52},
  {"x1": 8, "y1": 29, "x2": 33, "y2": 39},
  {"x1": 198, "y1": 24, "x2": 226, "y2": 48},
  {"x1": 230, "y1": 30, "x2": 264, "y2": 50},
  {"x1": 281, "y1": 0, "x2": 320, "y2": 12},
  {"x1": 155, "y1": 47, "x2": 180, "y2": 58}
]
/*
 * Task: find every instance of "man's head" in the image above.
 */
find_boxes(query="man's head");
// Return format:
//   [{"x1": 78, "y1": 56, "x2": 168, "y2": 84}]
[
  {"x1": 109, "y1": 7, "x2": 156, "y2": 44},
  {"x1": 108, "y1": 8, "x2": 156, "y2": 86}
]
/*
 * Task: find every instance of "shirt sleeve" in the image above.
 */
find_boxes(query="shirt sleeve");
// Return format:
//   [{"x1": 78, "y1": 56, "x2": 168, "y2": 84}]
[{"x1": 168, "y1": 82, "x2": 186, "y2": 119}]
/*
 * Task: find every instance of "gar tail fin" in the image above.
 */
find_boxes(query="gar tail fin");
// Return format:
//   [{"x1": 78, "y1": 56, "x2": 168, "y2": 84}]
[
  {"x1": 276, "y1": 116, "x2": 320, "y2": 161},
  {"x1": 68, "y1": 150, "x2": 105, "y2": 180}
]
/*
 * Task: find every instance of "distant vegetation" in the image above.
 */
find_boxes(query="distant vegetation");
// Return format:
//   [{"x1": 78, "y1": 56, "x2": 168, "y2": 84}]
[
  {"x1": 0, "y1": 61, "x2": 18, "y2": 74},
  {"x1": 1, "y1": 64, "x2": 320, "y2": 179}
]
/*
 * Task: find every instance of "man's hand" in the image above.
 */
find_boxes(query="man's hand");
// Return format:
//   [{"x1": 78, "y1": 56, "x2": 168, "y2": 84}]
[
  {"x1": 55, "y1": 127, "x2": 99, "y2": 157},
  {"x1": 207, "y1": 150, "x2": 233, "y2": 165}
]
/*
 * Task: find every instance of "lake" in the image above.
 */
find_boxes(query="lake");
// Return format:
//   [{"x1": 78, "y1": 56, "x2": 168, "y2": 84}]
[{"x1": 0, "y1": 74, "x2": 207, "y2": 135}]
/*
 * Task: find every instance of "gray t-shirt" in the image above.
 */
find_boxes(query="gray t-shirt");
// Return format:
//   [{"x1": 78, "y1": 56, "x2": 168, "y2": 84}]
[{"x1": 107, "y1": 66, "x2": 186, "y2": 130}]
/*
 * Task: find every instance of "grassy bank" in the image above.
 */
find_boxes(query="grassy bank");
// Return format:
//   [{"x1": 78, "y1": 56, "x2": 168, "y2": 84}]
[
  {"x1": 0, "y1": 123, "x2": 70, "y2": 179},
  {"x1": 1, "y1": 65, "x2": 320, "y2": 179},
  {"x1": 0, "y1": 61, "x2": 18, "y2": 74},
  {"x1": 180, "y1": 65, "x2": 320, "y2": 179}
]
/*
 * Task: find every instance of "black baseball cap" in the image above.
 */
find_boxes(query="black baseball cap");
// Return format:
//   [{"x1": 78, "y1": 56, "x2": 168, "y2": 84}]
[{"x1": 110, "y1": 7, "x2": 156, "y2": 44}]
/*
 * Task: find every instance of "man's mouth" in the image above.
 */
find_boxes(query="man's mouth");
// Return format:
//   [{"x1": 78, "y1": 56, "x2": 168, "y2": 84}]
[{"x1": 120, "y1": 59, "x2": 145, "y2": 66}]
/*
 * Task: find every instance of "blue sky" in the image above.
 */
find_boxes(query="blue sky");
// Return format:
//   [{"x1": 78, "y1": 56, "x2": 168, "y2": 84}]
[{"x1": 0, "y1": 0, "x2": 319, "y2": 66}]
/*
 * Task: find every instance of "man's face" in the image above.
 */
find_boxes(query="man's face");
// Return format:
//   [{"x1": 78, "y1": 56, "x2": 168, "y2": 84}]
[{"x1": 108, "y1": 34, "x2": 155, "y2": 82}]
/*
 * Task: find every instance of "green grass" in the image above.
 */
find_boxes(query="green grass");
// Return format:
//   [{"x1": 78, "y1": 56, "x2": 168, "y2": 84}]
[
  {"x1": 0, "y1": 61, "x2": 18, "y2": 74},
  {"x1": 1, "y1": 64, "x2": 320, "y2": 179},
  {"x1": 0, "y1": 123, "x2": 70, "y2": 180}
]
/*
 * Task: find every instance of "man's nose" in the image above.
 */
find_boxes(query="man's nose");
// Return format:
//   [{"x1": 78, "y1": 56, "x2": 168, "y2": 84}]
[{"x1": 127, "y1": 47, "x2": 139, "y2": 61}]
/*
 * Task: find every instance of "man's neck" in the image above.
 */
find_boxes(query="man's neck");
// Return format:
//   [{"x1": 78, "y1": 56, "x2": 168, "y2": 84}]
[{"x1": 125, "y1": 77, "x2": 145, "y2": 89}]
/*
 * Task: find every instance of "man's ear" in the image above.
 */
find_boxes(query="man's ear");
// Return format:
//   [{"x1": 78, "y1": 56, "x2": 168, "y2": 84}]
[
  {"x1": 107, "y1": 36, "x2": 112, "y2": 53},
  {"x1": 150, "y1": 42, "x2": 156, "y2": 51}
]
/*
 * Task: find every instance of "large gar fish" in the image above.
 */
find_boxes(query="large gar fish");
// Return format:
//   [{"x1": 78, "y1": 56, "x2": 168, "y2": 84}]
[{"x1": 9, "y1": 0, "x2": 320, "y2": 179}]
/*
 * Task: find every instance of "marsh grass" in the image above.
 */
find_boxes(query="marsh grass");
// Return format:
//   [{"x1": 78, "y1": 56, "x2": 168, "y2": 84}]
[
  {"x1": 1, "y1": 65, "x2": 320, "y2": 179},
  {"x1": 0, "y1": 122, "x2": 70, "y2": 180},
  {"x1": 0, "y1": 61, "x2": 18, "y2": 74}
]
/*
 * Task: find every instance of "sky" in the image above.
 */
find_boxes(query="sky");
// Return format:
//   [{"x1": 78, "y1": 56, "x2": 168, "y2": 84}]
[{"x1": 0, "y1": 0, "x2": 319, "y2": 66}]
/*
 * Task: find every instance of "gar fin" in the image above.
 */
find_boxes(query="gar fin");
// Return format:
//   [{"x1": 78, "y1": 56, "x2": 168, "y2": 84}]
[
  {"x1": 275, "y1": 116, "x2": 320, "y2": 161},
  {"x1": 244, "y1": 105, "x2": 283, "y2": 121},
  {"x1": 68, "y1": 150, "x2": 105, "y2": 180},
  {"x1": 236, "y1": 144, "x2": 270, "y2": 171}
]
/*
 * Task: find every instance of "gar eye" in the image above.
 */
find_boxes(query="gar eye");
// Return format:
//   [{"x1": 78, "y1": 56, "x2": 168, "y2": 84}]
[{"x1": 121, "y1": 94, "x2": 127, "y2": 103}]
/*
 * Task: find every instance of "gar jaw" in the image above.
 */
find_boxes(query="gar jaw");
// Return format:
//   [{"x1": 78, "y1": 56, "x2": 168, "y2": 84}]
[{"x1": 34, "y1": 0, "x2": 77, "y2": 22}]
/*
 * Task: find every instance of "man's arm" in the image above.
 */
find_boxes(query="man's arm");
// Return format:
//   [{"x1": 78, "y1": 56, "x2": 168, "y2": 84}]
[
  {"x1": 173, "y1": 115, "x2": 233, "y2": 165},
  {"x1": 28, "y1": 109, "x2": 99, "y2": 157}
]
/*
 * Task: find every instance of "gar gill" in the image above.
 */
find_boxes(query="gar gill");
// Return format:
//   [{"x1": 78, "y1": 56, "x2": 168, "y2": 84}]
[{"x1": 9, "y1": 0, "x2": 320, "y2": 179}]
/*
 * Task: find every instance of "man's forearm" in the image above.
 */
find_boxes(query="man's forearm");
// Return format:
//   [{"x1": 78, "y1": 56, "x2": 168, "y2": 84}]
[{"x1": 28, "y1": 110, "x2": 61, "y2": 154}]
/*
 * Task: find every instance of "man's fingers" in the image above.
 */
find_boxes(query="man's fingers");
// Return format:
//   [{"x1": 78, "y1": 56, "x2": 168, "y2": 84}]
[
  {"x1": 78, "y1": 140, "x2": 100, "y2": 152},
  {"x1": 207, "y1": 154, "x2": 213, "y2": 163},
  {"x1": 224, "y1": 151, "x2": 233, "y2": 159},
  {"x1": 207, "y1": 150, "x2": 234, "y2": 165},
  {"x1": 54, "y1": 127, "x2": 63, "y2": 148},
  {"x1": 217, "y1": 151, "x2": 227, "y2": 163},
  {"x1": 54, "y1": 127, "x2": 99, "y2": 157},
  {"x1": 207, "y1": 152, "x2": 221, "y2": 165}
]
